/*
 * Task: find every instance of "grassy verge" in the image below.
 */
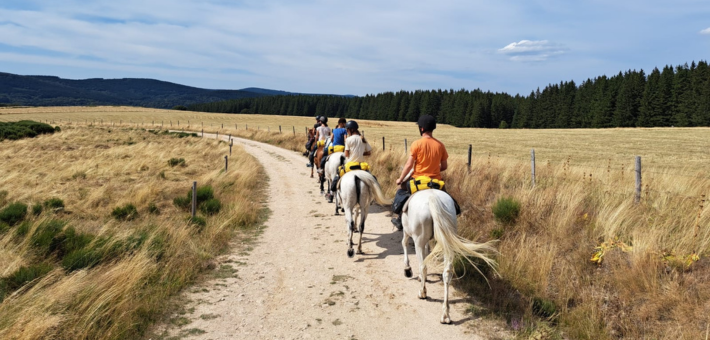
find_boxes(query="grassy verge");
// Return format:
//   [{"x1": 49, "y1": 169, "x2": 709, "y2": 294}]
[
  {"x1": 226, "y1": 127, "x2": 710, "y2": 339},
  {"x1": 0, "y1": 126, "x2": 264, "y2": 339}
]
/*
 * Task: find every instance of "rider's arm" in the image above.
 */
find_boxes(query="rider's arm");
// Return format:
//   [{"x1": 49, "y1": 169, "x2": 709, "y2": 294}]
[
  {"x1": 344, "y1": 150, "x2": 350, "y2": 158},
  {"x1": 396, "y1": 155, "x2": 415, "y2": 185},
  {"x1": 441, "y1": 159, "x2": 448, "y2": 172}
]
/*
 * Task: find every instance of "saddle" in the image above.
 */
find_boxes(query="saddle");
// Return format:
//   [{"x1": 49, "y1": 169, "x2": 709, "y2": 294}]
[
  {"x1": 339, "y1": 161, "x2": 370, "y2": 177},
  {"x1": 317, "y1": 140, "x2": 326, "y2": 147},
  {"x1": 408, "y1": 176, "x2": 445, "y2": 194},
  {"x1": 328, "y1": 145, "x2": 345, "y2": 153}
]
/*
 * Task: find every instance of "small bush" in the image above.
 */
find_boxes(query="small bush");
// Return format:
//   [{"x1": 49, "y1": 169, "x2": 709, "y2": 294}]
[
  {"x1": 0, "y1": 202, "x2": 28, "y2": 226},
  {"x1": 195, "y1": 186, "x2": 214, "y2": 204},
  {"x1": 72, "y1": 171, "x2": 87, "y2": 180},
  {"x1": 32, "y1": 203, "x2": 43, "y2": 216},
  {"x1": 62, "y1": 248, "x2": 102, "y2": 272},
  {"x1": 44, "y1": 197, "x2": 65, "y2": 210},
  {"x1": 30, "y1": 220, "x2": 66, "y2": 255},
  {"x1": 173, "y1": 196, "x2": 191, "y2": 211},
  {"x1": 172, "y1": 105, "x2": 188, "y2": 111},
  {"x1": 0, "y1": 222, "x2": 9, "y2": 234},
  {"x1": 199, "y1": 199, "x2": 222, "y2": 215},
  {"x1": 57, "y1": 227, "x2": 94, "y2": 257},
  {"x1": 15, "y1": 221, "x2": 31, "y2": 238},
  {"x1": 0, "y1": 120, "x2": 56, "y2": 141},
  {"x1": 492, "y1": 196, "x2": 521, "y2": 225},
  {"x1": 532, "y1": 297, "x2": 557, "y2": 318},
  {"x1": 148, "y1": 202, "x2": 160, "y2": 215},
  {"x1": 54, "y1": 126, "x2": 61, "y2": 132},
  {"x1": 167, "y1": 158, "x2": 186, "y2": 167},
  {"x1": 490, "y1": 228, "x2": 504, "y2": 239},
  {"x1": 499, "y1": 121, "x2": 509, "y2": 129},
  {"x1": 158, "y1": 170, "x2": 166, "y2": 179},
  {"x1": 1, "y1": 263, "x2": 53, "y2": 300},
  {"x1": 188, "y1": 216, "x2": 207, "y2": 230},
  {"x1": 112, "y1": 204, "x2": 138, "y2": 221}
]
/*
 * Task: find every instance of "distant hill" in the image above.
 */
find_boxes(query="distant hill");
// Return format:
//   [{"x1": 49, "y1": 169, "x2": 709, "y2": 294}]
[{"x1": 0, "y1": 73, "x2": 299, "y2": 108}]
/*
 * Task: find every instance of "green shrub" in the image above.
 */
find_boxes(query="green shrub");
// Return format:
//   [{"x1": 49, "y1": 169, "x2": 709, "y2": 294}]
[
  {"x1": 0, "y1": 120, "x2": 56, "y2": 141},
  {"x1": 15, "y1": 221, "x2": 31, "y2": 238},
  {"x1": 172, "y1": 105, "x2": 188, "y2": 111},
  {"x1": 173, "y1": 196, "x2": 191, "y2": 211},
  {"x1": 32, "y1": 203, "x2": 43, "y2": 216},
  {"x1": 188, "y1": 216, "x2": 207, "y2": 230},
  {"x1": 111, "y1": 204, "x2": 138, "y2": 221},
  {"x1": 499, "y1": 121, "x2": 509, "y2": 129},
  {"x1": 62, "y1": 248, "x2": 102, "y2": 272},
  {"x1": 44, "y1": 197, "x2": 65, "y2": 210},
  {"x1": 148, "y1": 202, "x2": 160, "y2": 215},
  {"x1": 167, "y1": 158, "x2": 186, "y2": 167},
  {"x1": 199, "y1": 199, "x2": 222, "y2": 215},
  {"x1": 54, "y1": 126, "x2": 61, "y2": 132},
  {"x1": 492, "y1": 196, "x2": 521, "y2": 225},
  {"x1": 0, "y1": 202, "x2": 28, "y2": 226},
  {"x1": 532, "y1": 297, "x2": 557, "y2": 318},
  {"x1": 0, "y1": 222, "x2": 9, "y2": 234},
  {"x1": 0, "y1": 263, "x2": 53, "y2": 301},
  {"x1": 195, "y1": 186, "x2": 214, "y2": 204},
  {"x1": 57, "y1": 227, "x2": 94, "y2": 257},
  {"x1": 30, "y1": 220, "x2": 66, "y2": 255},
  {"x1": 490, "y1": 228, "x2": 504, "y2": 239}
]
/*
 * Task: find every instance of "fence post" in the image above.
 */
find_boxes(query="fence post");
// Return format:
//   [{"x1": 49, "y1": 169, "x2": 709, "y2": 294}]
[
  {"x1": 225, "y1": 155, "x2": 228, "y2": 172},
  {"x1": 293, "y1": 126, "x2": 295, "y2": 135},
  {"x1": 222, "y1": 123, "x2": 224, "y2": 129},
  {"x1": 468, "y1": 144, "x2": 472, "y2": 170},
  {"x1": 635, "y1": 156, "x2": 642, "y2": 203},
  {"x1": 202, "y1": 128, "x2": 204, "y2": 137},
  {"x1": 404, "y1": 138, "x2": 407, "y2": 154},
  {"x1": 230, "y1": 139, "x2": 233, "y2": 155},
  {"x1": 279, "y1": 125, "x2": 282, "y2": 133},
  {"x1": 191, "y1": 181, "x2": 197, "y2": 218},
  {"x1": 382, "y1": 137, "x2": 385, "y2": 151},
  {"x1": 235, "y1": 124, "x2": 237, "y2": 130},
  {"x1": 530, "y1": 149, "x2": 535, "y2": 188}
]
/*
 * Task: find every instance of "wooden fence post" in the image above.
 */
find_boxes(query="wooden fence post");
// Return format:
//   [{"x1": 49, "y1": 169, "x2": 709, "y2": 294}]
[
  {"x1": 293, "y1": 126, "x2": 295, "y2": 135},
  {"x1": 382, "y1": 137, "x2": 385, "y2": 151},
  {"x1": 279, "y1": 125, "x2": 282, "y2": 133},
  {"x1": 530, "y1": 149, "x2": 535, "y2": 188},
  {"x1": 191, "y1": 181, "x2": 197, "y2": 218},
  {"x1": 635, "y1": 156, "x2": 642, "y2": 203},
  {"x1": 225, "y1": 156, "x2": 228, "y2": 172},
  {"x1": 404, "y1": 138, "x2": 407, "y2": 154},
  {"x1": 202, "y1": 128, "x2": 204, "y2": 137},
  {"x1": 468, "y1": 144, "x2": 472, "y2": 170}
]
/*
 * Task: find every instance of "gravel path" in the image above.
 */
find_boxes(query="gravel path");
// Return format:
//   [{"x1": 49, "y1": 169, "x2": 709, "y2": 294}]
[{"x1": 154, "y1": 135, "x2": 499, "y2": 340}]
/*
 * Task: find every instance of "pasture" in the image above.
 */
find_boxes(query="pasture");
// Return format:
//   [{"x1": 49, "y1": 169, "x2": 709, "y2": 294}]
[
  {"x1": 0, "y1": 124, "x2": 264, "y2": 339},
  {"x1": 2, "y1": 106, "x2": 710, "y2": 338}
]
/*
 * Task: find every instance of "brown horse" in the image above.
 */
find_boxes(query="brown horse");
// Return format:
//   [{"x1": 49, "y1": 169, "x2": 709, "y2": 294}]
[{"x1": 312, "y1": 142, "x2": 325, "y2": 185}]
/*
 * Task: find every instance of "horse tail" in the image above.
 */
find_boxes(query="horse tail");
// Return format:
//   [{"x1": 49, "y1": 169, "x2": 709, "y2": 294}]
[
  {"x1": 354, "y1": 171, "x2": 393, "y2": 206},
  {"x1": 354, "y1": 176, "x2": 361, "y2": 203},
  {"x1": 424, "y1": 193, "x2": 497, "y2": 281}
]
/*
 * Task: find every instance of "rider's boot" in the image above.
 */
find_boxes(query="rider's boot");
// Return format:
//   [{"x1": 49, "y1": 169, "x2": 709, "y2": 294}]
[{"x1": 391, "y1": 215, "x2": 403, "y2": 231}]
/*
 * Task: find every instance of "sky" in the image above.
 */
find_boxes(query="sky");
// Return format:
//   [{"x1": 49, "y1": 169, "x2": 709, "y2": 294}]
[{"x1": 0, "y1": 0, "x2": 708, "y2": 96}]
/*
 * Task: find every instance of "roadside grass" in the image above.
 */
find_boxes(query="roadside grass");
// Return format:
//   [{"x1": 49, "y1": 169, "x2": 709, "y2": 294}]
[{"x1": 0, "y1": 125, "x2": 264, "y2": 339}]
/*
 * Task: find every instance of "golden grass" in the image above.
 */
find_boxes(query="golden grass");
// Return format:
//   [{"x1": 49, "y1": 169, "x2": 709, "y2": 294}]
[
  {"x1": 3, "y1": 107, "x2": 710, "y2": 338},
  {"x1": 0, "y1": 125, "x2": 264, "y2": 339}
]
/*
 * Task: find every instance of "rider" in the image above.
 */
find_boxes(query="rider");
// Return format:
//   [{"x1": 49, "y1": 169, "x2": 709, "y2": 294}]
[
  {"x1": 391, "y1": 115, "x2": 449, "y2": 231},
  {"x1": 329, "y1": 120, "x2": 371, "y2": 193},
  {"x1": 320, "y1": 118, "x2": 347, "y2": 170},
  {"x1": 308, "y1": 116, "x2": 329, "y2": 167}
]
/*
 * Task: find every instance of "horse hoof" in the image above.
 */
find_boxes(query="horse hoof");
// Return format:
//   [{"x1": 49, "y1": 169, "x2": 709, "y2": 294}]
[
  {"x1": 404, "y1": 268, "x2": 412, "y2": 278},
  {"x1": 440, "y1": 316, "x2": 451, "y2": 324},
  {"x1": 347, "y1": 249, "x2": 355, "y2": 258},
  {"x1": 418, "y1": 293, "x2": 427, "y2": 300},
  {"x1": 356, "y1": 250, "x2": 364, "y2": 255}
]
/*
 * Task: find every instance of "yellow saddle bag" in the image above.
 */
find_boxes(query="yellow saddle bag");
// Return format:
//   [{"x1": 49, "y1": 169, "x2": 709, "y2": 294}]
[
  {"x1": 339, "y1": 161, "x2": 370, "y2": 177},
  {"x1": 317, "y1": 140, "x2": 326, "y2": 147},
  {"x1": 328, "y1": 145, "x2": 345, "y2": 153},
  {"x1": 409, "y1": 176, "x2": 445, "y2": 194}
]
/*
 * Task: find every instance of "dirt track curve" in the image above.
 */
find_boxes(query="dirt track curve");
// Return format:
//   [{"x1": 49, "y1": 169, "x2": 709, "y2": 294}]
[{"x1": 154, "y1": 135, "x2": 505, "y2": 340}]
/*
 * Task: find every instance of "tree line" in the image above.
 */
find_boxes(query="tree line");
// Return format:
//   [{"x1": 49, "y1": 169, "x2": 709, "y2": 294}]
[{"x1": 188, "y1": 61, "x2": 710, "y2": 128}]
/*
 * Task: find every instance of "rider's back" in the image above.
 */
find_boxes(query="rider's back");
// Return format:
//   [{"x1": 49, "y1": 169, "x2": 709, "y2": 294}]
[
  {"x1": 411, "y1": 137, "x2": 448, "y2": 180},
  {"x1": 345, "y1": 135, "x2": 372, "y2": 163}
]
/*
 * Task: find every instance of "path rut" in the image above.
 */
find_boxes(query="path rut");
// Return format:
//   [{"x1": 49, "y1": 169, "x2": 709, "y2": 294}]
[{"x1": 156, "y1": 135, "x2": 501, "y2": 339}]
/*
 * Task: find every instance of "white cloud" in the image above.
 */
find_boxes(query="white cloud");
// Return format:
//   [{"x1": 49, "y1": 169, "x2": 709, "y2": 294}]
[
  {"x1": 498, "y1": 40, "x2": 566, "y2": 62},
  {"x1": 701, "y1": 27, "x2": 710, "y2": 34}
]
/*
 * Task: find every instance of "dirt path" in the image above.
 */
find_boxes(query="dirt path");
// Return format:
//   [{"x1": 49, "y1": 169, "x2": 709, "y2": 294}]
[{"x1": 154, "y1": 135, "x2": 505, "y2": 340}]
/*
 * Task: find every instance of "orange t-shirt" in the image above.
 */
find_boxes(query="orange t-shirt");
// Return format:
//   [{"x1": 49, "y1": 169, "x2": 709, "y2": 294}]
[{"x1": 411, "y1": 137, "x2": 448, "y2": 180}]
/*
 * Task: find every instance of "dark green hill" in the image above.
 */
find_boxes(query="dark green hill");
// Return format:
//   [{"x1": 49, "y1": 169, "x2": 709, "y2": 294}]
[{"x1": 0, "y1": 73, "x2": 275, "y2": 108}]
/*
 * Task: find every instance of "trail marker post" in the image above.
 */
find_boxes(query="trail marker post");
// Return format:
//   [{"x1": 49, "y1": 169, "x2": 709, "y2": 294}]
[
  {"x1": 635, "y1": 156, "x2": 642, "y2": 203},
  {"x1": 191, "y1": 181, "x2": 197, "y2": 218},
  {"x1": 530, "y1": 149, "x2": 535, "y2": 188}
]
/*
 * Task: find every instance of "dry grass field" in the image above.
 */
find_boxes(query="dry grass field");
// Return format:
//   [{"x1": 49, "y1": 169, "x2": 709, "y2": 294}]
[
  {"x1": 0, "y1": 125, "x2": 264, "y2": 339},
  {"x1": 2, "y1": 107, "x2": 710, "y2": 338}
]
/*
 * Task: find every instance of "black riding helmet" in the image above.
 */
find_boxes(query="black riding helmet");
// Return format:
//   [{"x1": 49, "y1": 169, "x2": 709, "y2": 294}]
[
  {"x1": 345, "y1": 120, "x2": 359, "y2": 131},
  {"x1": 320, "y1": 116, "x2": 328, "y2": 124},
  {"x1": 417, "y1": 115, "x2": 436, "y2": 135}
]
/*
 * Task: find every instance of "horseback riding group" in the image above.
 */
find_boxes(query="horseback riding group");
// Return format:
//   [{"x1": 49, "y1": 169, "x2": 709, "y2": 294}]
[{"x1": 305, "y1": 114, "x2": 496, "y2": 324}]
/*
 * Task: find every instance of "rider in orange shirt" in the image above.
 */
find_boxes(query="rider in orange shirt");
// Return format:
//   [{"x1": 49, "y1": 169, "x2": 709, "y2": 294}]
[{"x1": 391, "y1": 115, "x2": 450, "y2": 230}]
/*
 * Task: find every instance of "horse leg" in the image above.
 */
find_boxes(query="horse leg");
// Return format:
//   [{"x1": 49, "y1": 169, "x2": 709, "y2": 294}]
[
  {"x1": 415, "y1": 237, "x2": 428, "y2": 299},
  {"x1": 441, "y1": 258, "x2": 453, "y2": 324},
  {"x1": 319, "y1": 174, "x2": 325, "y2": 194},
  {"x1": 402, "y1": 227, "x2": 412, "y2": 278},
  {"x1": 356, "y1": 206, "x2": 368, "y2": 254},
  {"x1": 345, "y1": 207, "x2": 355, "y2": 258}
]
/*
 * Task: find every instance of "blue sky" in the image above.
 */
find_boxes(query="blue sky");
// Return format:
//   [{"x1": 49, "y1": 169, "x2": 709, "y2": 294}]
[{"x1": 0, "y1": 0, "x2": 708, "y2": 95}]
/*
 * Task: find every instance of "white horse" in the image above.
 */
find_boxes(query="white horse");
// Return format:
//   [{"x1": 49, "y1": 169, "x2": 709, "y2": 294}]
[
  {"x1": 324, "y1": 151, "x2": 344, "y2": 214},
  {"x1": 401, "y1": 189, "x2": 497, "y2": 324},
  {"x1": 338, "y1": 170, "x2": 392, "y2": 257}
]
